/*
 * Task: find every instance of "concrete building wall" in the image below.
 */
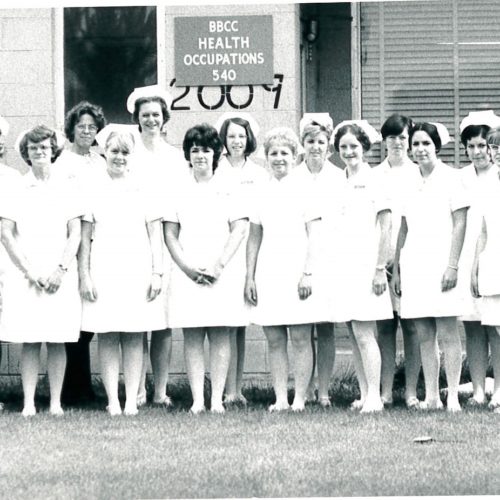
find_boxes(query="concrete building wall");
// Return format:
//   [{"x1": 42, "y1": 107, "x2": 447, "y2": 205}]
[
  {"x1": 0, "y1": 4, "x2": 305, "y2": 379},
  {"x1": 0, "y1": 9, "x2": 57, "y2": 174},
  {"x1": 162, "y1": 3, "x2": 302, "y2": 149}
]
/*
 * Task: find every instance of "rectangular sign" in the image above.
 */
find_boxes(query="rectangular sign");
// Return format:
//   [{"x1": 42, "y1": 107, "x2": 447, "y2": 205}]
[{"x1": 174, "y1": 15, "x2": 274, "y2": 86}]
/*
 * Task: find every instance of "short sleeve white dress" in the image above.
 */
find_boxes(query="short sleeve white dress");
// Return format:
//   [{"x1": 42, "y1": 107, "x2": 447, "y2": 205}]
[
  {"x1": 249, "y1": 173, "x2": 327, "y2": 327},
  {"x1": 372, "y1": 157, "x2": 420, "y2": 315},
  {"x1": 81, "y1": 173, "x2": 168, "y2": 333},
  {"x1": 289, "y1": 161, "x2": 346, "y2": 322},
  {"x1": 477, "y1": 177, "x2": 500, "y2": 326},
  {"x1": 399, "y1": 160, "x2": 471, "y2": 319},
  {"x1": 164, "y1": 171, "x2": 249, "y2": 329},
  {"x1": 0, "y1": 173, "x2": 84, "y2": 343},
  {"x1": 331, "y1": 163, "x2": 393, "y2": 323},
  {"x1": 457, "y1": 163, "x2": 499, "y2": 322}
]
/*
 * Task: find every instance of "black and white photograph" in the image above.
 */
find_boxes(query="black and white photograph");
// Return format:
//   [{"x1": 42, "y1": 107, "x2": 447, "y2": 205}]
[{"x1": 0, "y1": 0, "x2": 499, "y2": 497}]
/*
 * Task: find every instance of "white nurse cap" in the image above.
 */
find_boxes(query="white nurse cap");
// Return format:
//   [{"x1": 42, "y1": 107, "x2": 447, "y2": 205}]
[
  {"x1": 429, "y1": 122, "x2": 452, "y2": 146},
  {"x1": 214, "y1": 112, "x2": 260, "y2": 137},
  {"x1": 95, "y1": 123, "x2": 140, "y2": 149},
  {"x1": 332, "y1": 119, "x2": 382, "y2": 144},
  {"x1": 0, "y1": 116, "x2": 10, "y2": 136},
  {"x1": 459, "y1": 110, "x2": 500, "y2": 134},
  {"x1": 299, "y1": 113, "x2": 334, "y2": 140},
  {"x1": 126, "y1": 85, "x2": 174, "y2": 114}
]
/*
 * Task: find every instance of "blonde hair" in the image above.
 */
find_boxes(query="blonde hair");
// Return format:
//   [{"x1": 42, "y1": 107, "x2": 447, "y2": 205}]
[
  {"x1": 263, "y1": 127, "x2": 300, "y2": 157},
  {"x1": 105, "y1": 131, "x2": 135, "y2": 154}
]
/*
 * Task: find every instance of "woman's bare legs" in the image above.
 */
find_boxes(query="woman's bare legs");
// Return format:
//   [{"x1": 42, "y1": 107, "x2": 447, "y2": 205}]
[
  {"x1": 263, "y1": 325, "x2": 290, "y2": 411},
  {"x1": 183, "y1": 328, "x2": 206, "y2": 413},
  {"x1": 346, "y1": 322, "x2": 368, "y2": 409},
  {"x1": 351, "y1": 320, "x2": 383, "y2": 413},
  {"x1": 289, "y1": 324, "x2": 314, "y2": 411},
  {"x1": 489, "y1": 327, "x2": 500, "y2": 408},
  {"x1": 414, "y1": 318, "x2": 441, "y2": 409},
  {"x1": 121, "y1": 332, "x2": 143, "y2": 415},
  {"x1": 137, "y1": 333, "x2": 149, "y2": 406},
  {"x1": 21, "y1": 342, "x2": 42, "y2": 416},
  {"x1": 401, "y1": 318, "x2": 421, "y2": 405},
  {"x1": 151, "y1": 328, "x2": 172, "y2": 405},
  {"x1": 376, "y1": 315, "x2": 397, "y2": 404},
  {"x1": 316, "y1": 322, "x2": 335, "y2": 405},
  {"x1": 46, "y1": 342, "x2": 67, "y2": 415},
  {"x1": 225, "y1": 326, "x2": 247, "y2": 404},
  {"x1": 207, "y1": 327, "x2": 232, "y2": 413},
  {"x1": 437, "y1": 316, "x2": 462, "y2": 411},
  {"x1": 464, "y1": 321, "x2": 488, "y2": 404},
  {"x1": 98, "y1": 333, "x2": 121, "y2": 415}
]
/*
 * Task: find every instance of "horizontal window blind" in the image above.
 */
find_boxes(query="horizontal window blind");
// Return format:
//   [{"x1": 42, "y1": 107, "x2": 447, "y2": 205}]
[{"x1": 360, "y1": 0, "x2": 500, "y2": 167}]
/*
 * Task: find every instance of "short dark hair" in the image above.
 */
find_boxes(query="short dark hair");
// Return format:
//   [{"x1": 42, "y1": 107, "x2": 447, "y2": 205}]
[
  {"x1": 381, "y1": 113, "x2": 414, "y2": 140},
  {"x1": 333, "y1": 124, "x2": 371, "y2": 152},
  {"x1": 183, "y1": 123, "x2": 223, "y2": 171},
  {"x1": 19, "y1": 125, "x2": 62, "y2": 166},
  {"x1": 486, "y1": 126, "x2": 500, "y2": 146},
  {"x1": 219, "y1": 117, "x2": 257, "y2": 157},
  {"x1": 132, "y1": 96, "x2": 170, "y2": 132},
  {"x1": 64, "y1": 101, "x2": 106, "y2": 143},
  {"x1": 409, "y1": 122, "x2": 442, "y2": 153},
  {"x1": 460, "y1": 124, "x2": 490, "y2": 148}
]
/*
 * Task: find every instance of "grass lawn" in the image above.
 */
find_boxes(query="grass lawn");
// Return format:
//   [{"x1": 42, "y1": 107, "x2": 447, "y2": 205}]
[{"x1": 0, "y1": 375, "x2": 499, "y2": 499}]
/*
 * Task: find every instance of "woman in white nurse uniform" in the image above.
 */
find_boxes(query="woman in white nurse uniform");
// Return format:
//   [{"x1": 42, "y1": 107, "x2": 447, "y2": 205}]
[
  {"x1": 332, "y1": 120, "x2": 393, "y2": 413},
  {"x1": 214, "y1": 112, "x2": 267, "y2": 406},
  {"x1": 245, "y1": 127, "x2": 325, "y2": 412},
  {"x1": 392, "y1": 122, "x2": 469, "y2": 411},
  {"x1": 0, "y1": 125, "x2": 83, "y2": 417},
  {"x1": 0, "y1": 115, "x2": 22, "y2": 412},
  {"x1": 164, "y1": 123, "x2": 249, "y2": 414},
  {"x1": 457, "y1": 111, "x2": 500, "y2": 407},
  {"x1": 291, "y1": 113, "x2": 345, "y2": 407},
  {"x1": 373, "y1": 113, "x2": 421, "y2": 409},
  {"x1": 80, "y1": 128, "x2": 165, "y2": 416},
  {"x1": 471, "y1": 125, "x2": 500, "y2": 412},
  {"x1": 127, "y1": 85, "x2": 187, "y2": 408}
]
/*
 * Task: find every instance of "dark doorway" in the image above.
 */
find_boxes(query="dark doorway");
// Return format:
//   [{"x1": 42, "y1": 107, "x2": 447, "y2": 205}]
[{"x1": 64, "y1": 6, "x2": 157, "y2": 124}]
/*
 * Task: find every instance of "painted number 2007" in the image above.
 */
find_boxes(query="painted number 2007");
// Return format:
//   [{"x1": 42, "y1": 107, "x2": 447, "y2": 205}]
[{"x1": 168, "y1": 74, "x2": 284, "y2": 111}]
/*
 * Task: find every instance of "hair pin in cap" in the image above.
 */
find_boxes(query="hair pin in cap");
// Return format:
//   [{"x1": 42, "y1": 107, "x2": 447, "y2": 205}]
[
  {"x1": 299, "y1": 113, "x2": 334, "y2": 139},
  {"x1": 95, "y1": 124, "x2": 140, "y2": 149},
  {"x1": 14, "y1": 126, "x2": 66, "y2": 155},
  {"x1": 429, "y1": 122, "x2": 452, "y2": 146},
  {"x1": 459, "y1": 110, "x2": 500, "y2": 134},
  {"x1": 214, "y1": 112, "x2": 260, "y2": 137},
  {"x1": 126, "y1": 85, "x2": 174, "y2": 114},
  {"x1": 333, "y1": 119, "x2": 382, "y2": 144},
  {"x1": 0, "y1": 116, "x2": 10, "y2": 137}
]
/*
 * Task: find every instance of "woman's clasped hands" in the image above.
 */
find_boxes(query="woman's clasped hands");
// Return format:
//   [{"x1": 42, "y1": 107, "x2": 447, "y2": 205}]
[{"x1": 26, "y1": 266, "x2": 67, "y2": 294}]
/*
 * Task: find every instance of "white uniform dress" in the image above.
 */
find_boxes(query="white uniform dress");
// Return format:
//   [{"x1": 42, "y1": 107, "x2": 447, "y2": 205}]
[
  {"x1": 131, "y1": 138, "x2": 190, "y2": 327},
  {"x1": 457, "y1": 163, "x2": 499, "y2": 321},
  {"x1": 477, "y1": 178, "x2": 500, "y2": 326},
  {"x1": 164, "y1": 172, "x2": 249, "y2": 329},
  {"x1": 400, "y1": 160, "x2": 471, "y2": 319},
  {"x1": 214, "y1": 155, "x2": 269, "y2": 192},
  {"x1": 81, "y1": 174, "x2": 168, "y2": 333},
  {"x1": 250, "y1": 173, "x2": 327, "y2": 327},
  {"x1": 54, "y1": 149, "x2": 108, "y2": 192},
  {"x1": 332, "y1": 163, "x2": 393, "y2": 322},
  {"x1": 0, "y1": 172, "x2": 83, "y2": 343},
  {"x1": 372, "y1": 157, "x2": 420, "y2": 314},
  {"x1": 0, "y1": 164, "x2": 23, "y2": 278},
  {"x1": 289, "y1": 161, "x2": 346, "y2": 322}
]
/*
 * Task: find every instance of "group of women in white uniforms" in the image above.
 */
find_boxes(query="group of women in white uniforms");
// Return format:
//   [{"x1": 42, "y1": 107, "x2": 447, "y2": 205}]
[{"x1": 0, "y1": 84, "x2": 499, "y2": 417}]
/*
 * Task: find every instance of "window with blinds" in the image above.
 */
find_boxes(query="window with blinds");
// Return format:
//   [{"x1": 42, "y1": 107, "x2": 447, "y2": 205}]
[{"x1": 360, "y1": 0, "x2": 500, "y2": 167}]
